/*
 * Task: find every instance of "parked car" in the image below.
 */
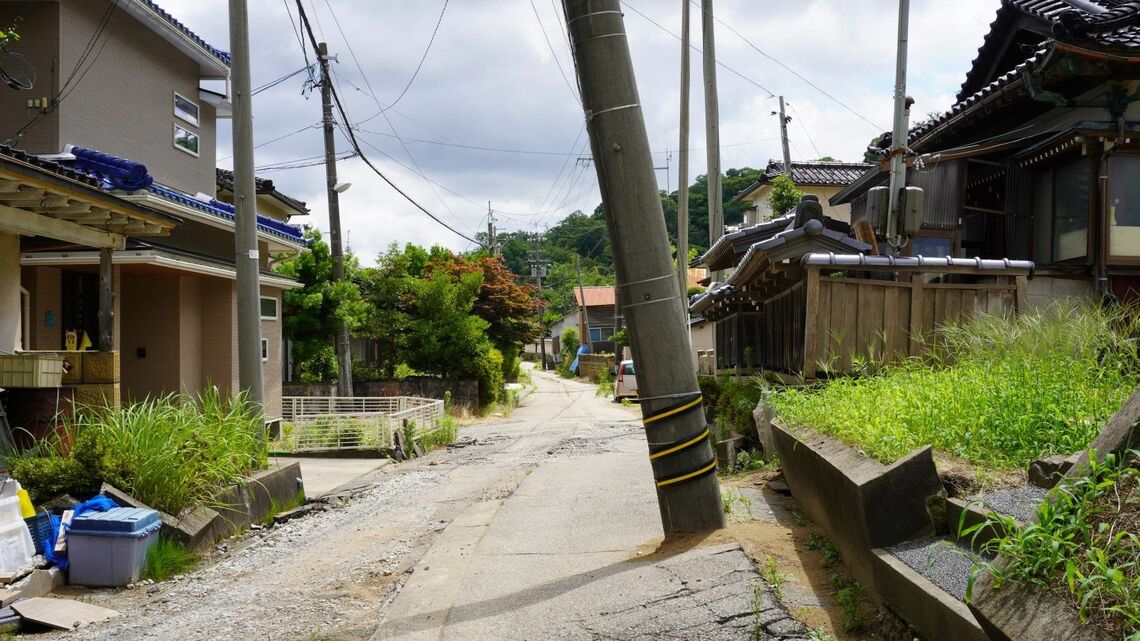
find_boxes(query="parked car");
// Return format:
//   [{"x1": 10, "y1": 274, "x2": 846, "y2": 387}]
[{"x1": 613, "y1": 360, "x2": 638, "y2": 401}]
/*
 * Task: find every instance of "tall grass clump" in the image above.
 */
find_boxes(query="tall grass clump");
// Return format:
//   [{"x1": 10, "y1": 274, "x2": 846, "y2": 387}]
[
  {"x1": 8, "y1": 387, "x2": 267, "y2": 515},
  {"x1": 965, "y1": 451, "x2": 1140, "y2": 638},
  {"x1": 769, "y1": 300, "x2": 1140, "y2": 470}
]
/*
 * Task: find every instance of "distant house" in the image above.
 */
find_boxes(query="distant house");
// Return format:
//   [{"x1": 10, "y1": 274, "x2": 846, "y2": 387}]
[
  {"x1": 733, "y1": 160, "x2": 871, "y2": 225},
  {"x1": 549, "y1": 286, "x2": 618, "y2": 353},
  {"x1": 5, "y1": 0, "x2": 307, "y2": 418},
  {"x1": 832, "y1": 0, "x2": 1140, "y2": 304}
]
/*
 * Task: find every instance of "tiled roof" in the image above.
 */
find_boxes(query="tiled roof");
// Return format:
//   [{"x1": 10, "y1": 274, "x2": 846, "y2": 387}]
[
  {"x1": 216, "y1": 168, "x2": 309, "y2": 214},
  {"x1": 138, "y1": 0, "x2": 231, "y2": 66},
  {"x1": 960, "y1": 0, "x2": 1140, "y2": 101},
  {"x1": 0, "y1": 145, "x2": 102, "y2": 189},
  {"x1": 573, "y1": 286, "x2": 616, "y2": 308},
  {"x1": 734, "y1": 160, "x2": 872, "y2": 203},
  {"x1": 149, "y1": 184, "x2": 305, "y2": 243}
]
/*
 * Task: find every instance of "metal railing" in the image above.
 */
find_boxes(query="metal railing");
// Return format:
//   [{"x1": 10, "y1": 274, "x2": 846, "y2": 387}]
[{"x1": 281, "y1": 396, "x2": 446, "y2": 452}]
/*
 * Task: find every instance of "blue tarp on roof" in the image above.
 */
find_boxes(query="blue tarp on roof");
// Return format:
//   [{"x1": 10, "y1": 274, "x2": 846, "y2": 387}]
[
  {"x1": 70, "y1": 146, "x2": 153, "y2": 191},
  {"x1": 148, "y1": 184, "x2": 305, "y2": 243}
]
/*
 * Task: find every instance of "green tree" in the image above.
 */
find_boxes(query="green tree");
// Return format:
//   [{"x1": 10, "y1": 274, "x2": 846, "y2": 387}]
[
  {"x1": 766, "y1": 175, "x2": 804, "y2": 219},
  {"x1": 404, "y1": 271, "x2": 490, "y2": 379},
  {"x1": 275, "y1": 229, "x2": 368, "y2": 382}
]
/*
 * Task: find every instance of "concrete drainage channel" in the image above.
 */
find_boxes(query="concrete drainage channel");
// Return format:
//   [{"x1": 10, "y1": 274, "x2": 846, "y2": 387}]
[{"x1": 755, "y1": 405, "x2": 1068, "y2": 641}]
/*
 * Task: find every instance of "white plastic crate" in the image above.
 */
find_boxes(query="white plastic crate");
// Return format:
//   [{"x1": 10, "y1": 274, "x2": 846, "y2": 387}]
[{"x1": 0, "y1": 354, "x2": 64, "y2": 388}]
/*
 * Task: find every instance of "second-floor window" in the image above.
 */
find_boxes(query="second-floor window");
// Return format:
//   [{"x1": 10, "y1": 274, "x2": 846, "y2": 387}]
[{"x1": 174, "y1": 93, "x2": 199, "y2": 127}]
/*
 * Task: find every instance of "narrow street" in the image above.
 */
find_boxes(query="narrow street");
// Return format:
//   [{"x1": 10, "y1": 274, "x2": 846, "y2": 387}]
[{"x1": 35, "y1": 368, "x2": 809, "y2": 641}]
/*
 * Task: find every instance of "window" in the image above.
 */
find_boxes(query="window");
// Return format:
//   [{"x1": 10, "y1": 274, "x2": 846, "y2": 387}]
[
  {"x1": 173, "y1": 124, "x2": 199, "y2": 156},
  {"x1": 174, "y1": 93, "x2": 200, "y2": 126},
  {"x1": 260, "y1": 296, "x2": 278, "y2": 320},
  {"x1": 1109, "y1": 156, "x2": 1140, "y2": 258},
  {"x1": 1034, "y1": 159, "x2": 1090, "y2": 263},
  {"x1": 261, "y1": 338, "x2": 269, "y2": 362},
  {"x1": 910, "y1": 235, "x2": 952, "y2": 258},
  {"x1": 589, "y1": 328, "x2": 602, "y2": 342}
]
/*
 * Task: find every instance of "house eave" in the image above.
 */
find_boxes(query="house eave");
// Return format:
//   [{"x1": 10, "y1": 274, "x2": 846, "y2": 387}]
[
  {"x1": 20, "y1": 248, "x2": 303, "y2": 289},
  {"x1": 121, "y1": 1, "x2": 230, "y2": 79},
  {"x1": 118, "y1": 192, "x2": 306, "y2": 252}
]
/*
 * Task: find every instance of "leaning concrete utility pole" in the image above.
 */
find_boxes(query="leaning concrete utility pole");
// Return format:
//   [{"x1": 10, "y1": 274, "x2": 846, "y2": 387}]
[
  {"x1": 886, "y1": 0, "x2": 911, "y2": 252},
  {"x1": 229, "y1": 0, "x2": 264, "y2": 414},
  {"x1": 562, "y1": 0, "x2": 725, "y2": 533},
  {"x1": 777, "y1": 96, "x2": 793, "y2": 176},
  {"x1": 676, "y1": 0, "x2": 691, "y2": 301},
  {"x1": 702, "y1": 0, "x2": 724, "y2": 252},
  {"x1": 316, "y1": 42, "x2": 354, "y2": 398}
]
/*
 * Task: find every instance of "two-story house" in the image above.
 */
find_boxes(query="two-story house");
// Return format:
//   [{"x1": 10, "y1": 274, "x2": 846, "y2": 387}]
[
  {"x1": 731, "y1": 160, "x2": 872, "y2": 225},
  {"x1": 2, "y1": 0, "x2": 307, "y2": 418}
]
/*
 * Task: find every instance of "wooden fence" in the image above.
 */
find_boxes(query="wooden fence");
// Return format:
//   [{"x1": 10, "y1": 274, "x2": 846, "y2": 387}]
[{"x1": 801, "y1": 264, "x2": 1029, "y2": 377}]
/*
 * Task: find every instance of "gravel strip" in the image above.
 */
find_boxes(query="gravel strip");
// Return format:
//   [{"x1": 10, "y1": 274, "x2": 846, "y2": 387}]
[
  {"x1": 970, "y1": 485, "x2": 1048, "y2": 523},
  {"x1": 887, "y1": 536, "x2": 982, "y2": 601}
]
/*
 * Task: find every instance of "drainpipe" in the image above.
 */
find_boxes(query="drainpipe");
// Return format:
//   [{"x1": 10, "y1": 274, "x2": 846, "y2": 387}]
[
  {"x1": 1098, "y1": 143, "x2": 1114, "y2": 296},
  {"x1": 18, "y1": 286, "x2": 30, "y2": 352}
]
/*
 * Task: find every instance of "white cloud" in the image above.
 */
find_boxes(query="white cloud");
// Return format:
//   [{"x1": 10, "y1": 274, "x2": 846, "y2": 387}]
[{"x1": 156, "y1": 0, "x2": 1001, "y2": 260}]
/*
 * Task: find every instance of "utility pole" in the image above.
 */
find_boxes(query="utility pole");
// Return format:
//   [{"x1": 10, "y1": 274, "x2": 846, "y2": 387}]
[
  {"x1": 575, "y1": 255, "x2": 591, "y2": 349},
  {"x1": 487, "y1": 203, "x2": 497, "y2": 255},
  {"x1": 777, "y1": 96, "x2": 793, "y2": 176},
  {"x1": 676, "y1": 0, "x2": 691, "y2": 302},
  {"x1": 317, "y1": 41, "x2": 353, "y2": 398},
  {"x1": 229, "y1": 0, "x2": 264, "y2": 416},
  {"x1": 529, "y1": 232, "x2": 550, "y2": 370},
  {"x1": 886, "y1": 0, "x2": 912, "y2": 252},
  {"x1": 561, "y1": 0, "x2": 725, "y2": 534},
  {"x1": 702, "y1": 0, "x2": 724, "y2": 253}
]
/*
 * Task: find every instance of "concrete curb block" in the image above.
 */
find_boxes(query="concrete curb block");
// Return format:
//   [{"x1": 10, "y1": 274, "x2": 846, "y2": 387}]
[
  {"x1": 872, "y1": 549, "x2": 989, "y2": 641},
  {"x1": 770, "y1": 419, "x2": 944, "y2": 586},
  {"x1": 969, "y1": 571, "x2": 1113, "y2": 641}
]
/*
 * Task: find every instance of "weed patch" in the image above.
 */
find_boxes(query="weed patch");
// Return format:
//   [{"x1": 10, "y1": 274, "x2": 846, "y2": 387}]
[
  {"x1": 769, "y1": 302, "x2": 1140, "y2": 471},
  {"x1": 143, "y1": 536, "x2": 199, "y2": 582}
]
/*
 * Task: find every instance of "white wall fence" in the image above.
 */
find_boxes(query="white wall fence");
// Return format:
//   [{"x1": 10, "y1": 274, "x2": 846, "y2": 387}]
[{"x1": 282, "y1": 396, "x2": 445, "y2": 452}]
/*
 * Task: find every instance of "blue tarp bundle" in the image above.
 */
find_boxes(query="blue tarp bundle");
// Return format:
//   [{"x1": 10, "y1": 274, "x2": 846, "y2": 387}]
[
  {"x1": 44, "y1": 494, "x2": 119, "y2": 571},
  {"x1": 69, "y1": 146, "x2": 153, "y2": 191},
  {"x1": 570, "y1": 344, "x2": 590, "y2": 374}
]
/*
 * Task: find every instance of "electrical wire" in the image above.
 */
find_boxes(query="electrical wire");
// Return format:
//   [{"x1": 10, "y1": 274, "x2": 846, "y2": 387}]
[
  {"x1": 617, "y1": 0, "x2": 776, "y2": 99},
  {"x1": 529, "y1": 0, "x2": 580, "y2": 104},
  {"x1": 252, "y1": 64, "x2": 315, "y2": 95},
  {"x1": 294, "y1": 0, "x2": 483, "y2": 248},
  {"x1": 685, "y1": 0, "x2": 885, "y2": 132},
  {"x1": 786, "y1": 101, "x2": 823, "y2": 159},
  {"x1": 218, "y1": 122, "x2": 322, "y2": 163}
]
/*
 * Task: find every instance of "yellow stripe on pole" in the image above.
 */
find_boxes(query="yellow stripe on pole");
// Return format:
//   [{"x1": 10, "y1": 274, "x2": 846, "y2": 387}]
[
  {"x1": 642, "y1": 396, "x2": 703, "y2": 426},
  {"x1": 649, "y1": 429, "x2": 709, "y2": 461},
  {"x1": 656, "y1": 461, "x2": 718, "y2": 487}
]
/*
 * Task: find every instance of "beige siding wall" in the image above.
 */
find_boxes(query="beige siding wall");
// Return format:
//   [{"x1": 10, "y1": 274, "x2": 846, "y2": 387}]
[
  {"x1": 0, "y1": 232, "x2": 19, "y2": 353},
  {"x1": 745, "y1": 185, "x2": 852, "y2": 223},
  {"x1": 57, "y1": 1, "x2": 216, "y2": 195},
  {"x1": 157, "y1": 221, "x2": 243, "y2": 264},
  {"x1": 23, "y1": 266, "x2": 62, "y2": 351},
  {"x1": 179, "y1": 277, "x2": 203, "y2": 396},
  {"x1": 0, "y1": 3, "x2": 59, "y2": 153},
  {"x1": 121, "y1": 274, "x2": 182, "y2": 401},
  {"x1": 199, "y1": 278, "x2": 235, "y2": 395},
  {"x1": 260, "y1": 286, "x2": 283, "y2": 418},
  {"x1": 689, "y1": 321, "x2": 714, "y2": 370}
]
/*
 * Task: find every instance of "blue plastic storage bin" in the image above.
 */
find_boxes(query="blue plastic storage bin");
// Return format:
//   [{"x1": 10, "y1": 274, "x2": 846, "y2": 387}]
[{"x1": 68, "y1": 507, "x2": 162, "y2": 586}]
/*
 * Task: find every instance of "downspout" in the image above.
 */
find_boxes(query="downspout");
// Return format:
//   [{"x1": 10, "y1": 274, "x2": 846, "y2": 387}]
[
  {"x1": 19, "y1": 286, "x2": 30, "y2": 352},
  {"x1": 1099, "y1": 144, "x2": 1112, "y2": 296}
]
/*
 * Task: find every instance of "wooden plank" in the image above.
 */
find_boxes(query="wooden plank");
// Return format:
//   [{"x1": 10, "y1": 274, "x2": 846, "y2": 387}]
[
  {"x1": 12, "y1": 597, "x2": 118, "y2": 630},
  {"x1": 1015, "y1": 275, "x2": 1029, "y2": 312},
  {"x1": 923, "y1": 282, "x2": 1018, "y2": 291},
  {"x1": 0, "y1": 203, "x2": 122, "y2": 248},
  {"x1": 803, "y1": 268, "x2": 821, "y2": 378},
  {"x1": 833, "y1": 282, "x2": 858, "y2": 373},
  {"x1": 820, "y1": 276, "x2": 912, "y2": 289},
  {"x1": 909, "y1": 278, "x2": 924, "y2": 357},
  {"x1": 857, "y1": 283, "x2": 886, "y2": 362},
  {"x1": 99, "y1": 248, "x2": 113, "y2": 352},
  {"x1": 883, "y1": 286, "x2": 907, "y2": 363}
]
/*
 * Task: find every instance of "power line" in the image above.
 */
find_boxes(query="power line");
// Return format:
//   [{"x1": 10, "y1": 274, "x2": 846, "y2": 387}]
[
  {"x1": 252, "y1": 64, "x2": 315, "y2": 95},
  {"x1": 686, "y1": 0, "x2": 885, "y2": 132},
  {"x1": 218, "y1": 122, "x2": 322, "y2": 162},
  {"x1": 786, "y1": 101, "x2": 823, "y2": 159},
  {"x1": 294, "y1": 0, "x2": 483, "y2": 247},
  {"x1": 529, "y1": 0, "x2": 580, "y2": 103},
  {"x1": 617, "y1": 0, "x2": 776, "y2": 99}
]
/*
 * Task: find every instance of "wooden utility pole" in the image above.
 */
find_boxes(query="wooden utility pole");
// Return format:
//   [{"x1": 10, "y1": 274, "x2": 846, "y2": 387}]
[
  {"x1": 777, "y1": 96, "x2": 792, "y2": 175},
  {"x1": 97, "y1": 248, "x2": 113, "y2": 352},
  {"x1": 317, "y1": 41, "x2": 354, "y2": 398},
  {"x1": 676, "y1": 0, "x2": 691, "y2": 301},
  {"x1": 487, "y1": 203, "x2": 497, "y2": 255},
  {"x1": 702, "y1": 0, "x2": 723, "y2": 251},
  {"x1": 531, "y1": 232, "x2": 549, "y2": 370},
  {"x1": 229, "y1": 0, "x2": 264, "y2": 414},
  {"x1": 575, "y1": 255, "x2": 591, "y2": 348},
  {"x1": 561, "y1": 0, "x2": 725, "y2": 534}
]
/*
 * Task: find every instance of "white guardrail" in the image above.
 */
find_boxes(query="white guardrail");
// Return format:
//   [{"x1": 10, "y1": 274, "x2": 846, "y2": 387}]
[{"x1": 282, "y1": 396, "x2": 445, "y2": 452}]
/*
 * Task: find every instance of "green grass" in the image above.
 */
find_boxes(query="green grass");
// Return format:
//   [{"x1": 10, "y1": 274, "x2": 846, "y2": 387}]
[
  {"x1": 760, "y1": 555, "x2": 787, "y2": 596},
  {"x1": 805, "y1": 533, "x2": 841, "y2": 567},
  {"x1": 966, "y1": 451, "x2": 1140, "y2": 639},
  {"x1": 8, "y1": 387, "x2": 267, "y2": 515},
  {"x1": 142, "y1": 536, "x2": 199, "y2": 582},
  {"x1": 769, "y1": 301, "x2": 1140, "y2": 471},
  {"x1": 419, "y1": 415, "x2": 459, "y2": 451},
  {"x1": 263, "y1": 491, "x2": 307, "y2": 527}
]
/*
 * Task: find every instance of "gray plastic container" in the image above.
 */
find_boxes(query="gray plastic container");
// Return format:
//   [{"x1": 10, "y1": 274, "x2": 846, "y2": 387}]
[{"x1": 68, "y1": 507, "x2": 162, "y2": 587}]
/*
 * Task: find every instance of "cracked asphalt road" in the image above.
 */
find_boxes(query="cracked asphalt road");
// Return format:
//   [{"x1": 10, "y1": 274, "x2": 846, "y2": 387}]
[{"x1": 35, "y1": 367, "x2": 810, "y2": 641}]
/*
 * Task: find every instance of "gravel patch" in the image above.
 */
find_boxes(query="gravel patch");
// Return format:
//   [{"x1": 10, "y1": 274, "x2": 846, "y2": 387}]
[
  {"x1": 970, "y1": 485, "x2": 1048, "y2": 523},
  {"x1": 887, "y1": 536, "x2": 984, "y2": 601}
]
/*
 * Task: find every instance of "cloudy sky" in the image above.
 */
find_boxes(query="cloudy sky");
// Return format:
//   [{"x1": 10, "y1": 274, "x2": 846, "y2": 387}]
[{"x1": 158, "y1": 0, "x2": 1002, "y2": 262}]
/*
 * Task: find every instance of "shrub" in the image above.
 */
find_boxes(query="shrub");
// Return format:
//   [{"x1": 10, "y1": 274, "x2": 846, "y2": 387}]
[
  {"x1": 501, "y1": 345, "x2": 521, "y2": 383},
  {"x1": 467, "y1": 346, "x2": 504, "y2": 408},
  {"x1": 770, "y1": 301, "x2": 1140, "y2": 470},
  {"x1": 8, "y1": 387, "x2": 267, "y2": 515},
  {"x1": 560, "y1": 327, "x2": 579, "y2": 356}
]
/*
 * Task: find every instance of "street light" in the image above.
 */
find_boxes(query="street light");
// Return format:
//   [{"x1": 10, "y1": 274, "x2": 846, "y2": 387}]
[{"x1": 333, "y1": 182, "x2": 352, "y2": 193}]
